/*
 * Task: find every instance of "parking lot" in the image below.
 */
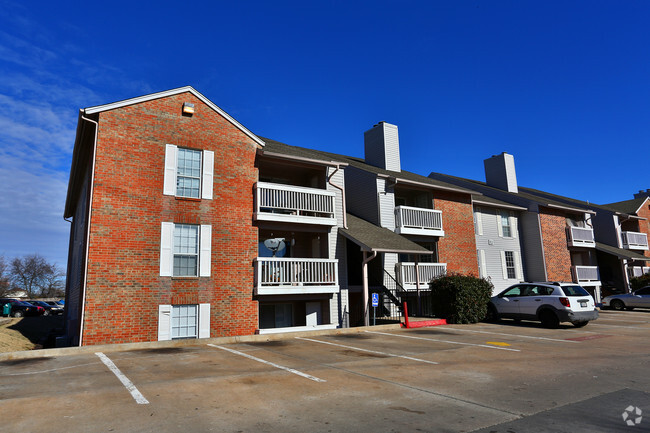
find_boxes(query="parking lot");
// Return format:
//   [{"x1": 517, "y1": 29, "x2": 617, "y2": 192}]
[{"x1": 1, "y1": 309, "x2": 649, "y2": 432}]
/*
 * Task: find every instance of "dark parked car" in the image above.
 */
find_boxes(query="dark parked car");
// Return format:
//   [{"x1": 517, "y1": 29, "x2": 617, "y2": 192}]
[
  {"x1": 0, "y1": 299, "x2": 45, "y2": 317},
  {"x1": 28, "y1": 300, "x2": 64, "y2": 316}
]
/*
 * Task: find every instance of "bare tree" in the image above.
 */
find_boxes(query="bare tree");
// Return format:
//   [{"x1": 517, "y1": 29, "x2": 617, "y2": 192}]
[
  {"x1": 0, "y1": 256, "x2": 10, "y2": 297},
  {"x1": 11, "y1": 254, "x2": 64, "y2": 298}
]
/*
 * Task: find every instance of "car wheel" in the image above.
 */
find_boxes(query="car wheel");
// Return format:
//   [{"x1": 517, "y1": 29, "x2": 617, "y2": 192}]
[
  {"x1": 484, "y1": 304, "x2": 500, "y2": 323},
  {"x1": 540, "y1": 310, "x2": 559, "y2": 328},
  {"x1": 43, "y1": 310, "x2": 50, "y2": 316},
  {"x1": 610, "y1": 299, "x2": 625, "y2": 311},
  {"x1": 571, "y1": 321, "x2": 589, "y2": 328},
  {"x1": 12, "y1": 311, "x2": 23, "y2": 318}
]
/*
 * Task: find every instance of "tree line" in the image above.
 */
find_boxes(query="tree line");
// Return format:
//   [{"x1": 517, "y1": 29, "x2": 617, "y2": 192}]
[{"x1": 0, "y1": 254, "x2": 65, "y2": 299}]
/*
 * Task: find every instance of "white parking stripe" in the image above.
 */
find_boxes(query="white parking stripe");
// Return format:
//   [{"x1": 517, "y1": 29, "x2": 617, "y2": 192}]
[
  {"x1": 296, "y1": 337, "x2": 439, "y2": 364},
  {"x1": 207, "y1": 344, "x2": 326, "y2": 383},
  {"x1": 366, "y1": 330, "x2": 521, "y2": 352},
  {"x1": 444, "y1": 327, "x2": 580, "y2": 343},
  {"x1": 95, "y1": 352, "x2": 149, "y2": 405}
]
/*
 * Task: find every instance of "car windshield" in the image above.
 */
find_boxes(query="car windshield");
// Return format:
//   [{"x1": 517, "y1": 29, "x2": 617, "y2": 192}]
[{"x1": 561, "y1": 286, "x2": 590, "y2": 296}]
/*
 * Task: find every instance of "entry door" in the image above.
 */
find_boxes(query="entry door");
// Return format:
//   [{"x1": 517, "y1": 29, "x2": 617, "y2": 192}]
[{"x1": 306, "y1": 302, "x2": 321, "y2": 327}]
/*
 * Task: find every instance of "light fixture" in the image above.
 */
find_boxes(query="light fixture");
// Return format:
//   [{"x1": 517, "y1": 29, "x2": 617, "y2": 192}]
[{"x1": 182, "y1": 102, "x2": 195, "y2": 115}]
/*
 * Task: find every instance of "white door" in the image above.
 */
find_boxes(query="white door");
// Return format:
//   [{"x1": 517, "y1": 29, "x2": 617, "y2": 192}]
[{"x1": 306, "y1": 302, "x2": 321, "y2": 327}]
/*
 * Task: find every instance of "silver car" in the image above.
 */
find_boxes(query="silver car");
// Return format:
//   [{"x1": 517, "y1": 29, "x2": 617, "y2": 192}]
[{"x1": 602, "y1": 286, "x2": 650, "y2": 310}]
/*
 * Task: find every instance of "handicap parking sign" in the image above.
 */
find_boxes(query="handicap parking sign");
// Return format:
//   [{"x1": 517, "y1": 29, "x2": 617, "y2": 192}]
[{"x1": 371, "y1": 293, "x2": 379, "y2": 307}]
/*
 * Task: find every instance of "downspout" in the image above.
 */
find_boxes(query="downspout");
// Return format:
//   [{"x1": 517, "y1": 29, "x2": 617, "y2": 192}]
[
  {"x1": 362, "y1": 251, "x2": 377, "y2": 326},
  {"x1": 327, "y1": 164, "x2": 347, "y2": 229},
  {"x1": 78, "y1": 112, "x2": 99, "y2": 346}
]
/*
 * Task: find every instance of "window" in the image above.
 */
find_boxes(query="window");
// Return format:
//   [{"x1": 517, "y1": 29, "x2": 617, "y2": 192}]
[
  {"x1": 160, "y1": 223, "x2": 212, "y2": 277},
  {"x1": 176, "y1": 148, "x2": 202, "y2": 198},
  {"x1": 500, "y1": 250, "x2": 523, "y2": 280},
  {"x1": 172, "y1": 304, "x2": 198, "y2": 338},
  {"x1": 174, "y1": 224, "x2": 199, "y2": 276},
  {"x1": 500, "y1": 211, "x2": 512, "y2": 237},
  {"x1": 158, "y1": 304, "x2": 210, "y2": 341},
  {"x1": 260, "y1": 303, "x2": 293, "y2": 329},
  {"x1": 163, "y1": 144, "x2": 214, "y2": 199},
  {"x1": 504, "y1": 251, "x2": 516, "y2": 279}
]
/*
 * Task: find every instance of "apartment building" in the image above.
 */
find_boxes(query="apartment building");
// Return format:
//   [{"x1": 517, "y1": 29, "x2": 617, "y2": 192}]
[{"x1": 430, "y1": 152, "x2": 602, "y2": 300}]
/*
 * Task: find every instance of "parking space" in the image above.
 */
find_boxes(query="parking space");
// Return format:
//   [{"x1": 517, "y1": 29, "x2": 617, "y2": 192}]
[{"x1": 1, "y1": 315, "x2": 649, "y2": 432}]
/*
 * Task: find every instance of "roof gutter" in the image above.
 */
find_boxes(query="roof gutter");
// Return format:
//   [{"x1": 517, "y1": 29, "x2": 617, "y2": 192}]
[
  {"x1": 546, "y1": 203, "x2": 596, "y2": 215},
  {"x1": 259, "y1": 149, "x2": 348, "y2": 168},
  {"x1": 378, "y1": 173, "x2": 478, "y2": 195}
]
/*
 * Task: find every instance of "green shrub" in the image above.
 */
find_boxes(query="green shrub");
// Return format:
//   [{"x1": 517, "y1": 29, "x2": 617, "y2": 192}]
[
  {"x1": 630, "y1": 274, "x2": 650, "y2": 291},
  {"x1": 429, "y1": 273, "x2": 493, "y2": 324}
]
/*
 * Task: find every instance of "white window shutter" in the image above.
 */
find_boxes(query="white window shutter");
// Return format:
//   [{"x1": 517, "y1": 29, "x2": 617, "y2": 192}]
[
  {"x1": 160, "y1": 222, "x2": 174, "y2": 276},
  {"x1": 163, "y1": 144, "x2": 177, "y2": 195},
  {"x1": 475, "y1": 208, "x2": 483, "y2": 236},
  {"x1": 500, "y1": 251, "x2": 508, "y2": 279},
  {"x1": 479, "y1": 250, "x2": 487, "y2": 278},
  {"x1": 158, "y1": 305, "x2": 172, "y2": 341},
  {"x1": 199, "y1": 225, "x2": 212, "y2": 277},
  {"x1": 202, "y1": 150, "x2": 214, "y2": 200},
  {"x1": 514, "y1": 251, "x2": 523, "y2": 280},
  {"x1": 510, "y1": 211, "x2": 517, "y2": 238},
  {"x1": 496, "y1": 212, "x2": 503, "y2": 237},
  {"x1": 198, "y1": 303, "x2": 210, "y2": 338}
]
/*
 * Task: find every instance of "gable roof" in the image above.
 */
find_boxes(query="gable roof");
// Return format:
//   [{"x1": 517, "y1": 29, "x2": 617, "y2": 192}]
[{"x1": 84, "y1": 86, "x2": 264, "y2": 146}]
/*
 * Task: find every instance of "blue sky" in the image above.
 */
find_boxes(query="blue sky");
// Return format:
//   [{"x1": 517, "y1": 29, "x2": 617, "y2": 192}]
[{"x1": 1, "y1": 0, "x2": 649, "y2": 268}]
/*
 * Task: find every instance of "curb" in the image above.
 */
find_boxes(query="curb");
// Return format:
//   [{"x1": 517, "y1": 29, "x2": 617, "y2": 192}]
[{"x1": 0, "y1": 322, "x2": 404, "y2": 361}]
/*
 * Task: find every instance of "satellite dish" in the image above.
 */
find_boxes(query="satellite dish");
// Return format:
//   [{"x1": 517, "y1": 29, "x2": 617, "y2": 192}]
[{"x1": 263, "y1": 238, "x2": 286, "y2": 257}]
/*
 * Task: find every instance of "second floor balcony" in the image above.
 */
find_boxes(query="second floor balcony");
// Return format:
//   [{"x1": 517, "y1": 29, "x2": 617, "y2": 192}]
[
  {"x1": 571, "y1": 265, "x2": 601, "y2": 285},
  {"x1": 566, "y1": 226, "x2": 595, "y2": 248},
  {"x1": 254, "y1": 257, "x2": 339, "y2": 295},
  {"x1": 622, "y1": 231, "x2": 649, "y2": 250},
  {"x1": 254, "y1": 182, "x2": 337, "y2": 226},
  {"x1": 396, "y1": 262, "x2": 447, "y2": 291},
  {"x1": 394, "y1": 205, "x2": 444, "y2": 237}
]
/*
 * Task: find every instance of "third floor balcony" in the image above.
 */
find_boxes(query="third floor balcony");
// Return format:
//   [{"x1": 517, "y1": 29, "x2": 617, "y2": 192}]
[
  {"x1": 566, "y1": 226, "x2": 595, "y2": 248},
  {"x1": 254, "y1": 182, "x2": 337, "y2": 226},
  {"x1": 622, "y1": 231, "x2": 649, "y2": 250}
]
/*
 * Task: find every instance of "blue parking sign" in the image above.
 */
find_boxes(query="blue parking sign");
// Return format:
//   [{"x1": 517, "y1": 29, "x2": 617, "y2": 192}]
[{"x1": 371, "y1": 293, "x2": 379, "y2": 307}]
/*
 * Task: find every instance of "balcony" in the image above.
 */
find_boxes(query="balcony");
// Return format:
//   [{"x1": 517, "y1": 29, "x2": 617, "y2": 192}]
[
  {"x1": 571, "y1": 266, "x2": 601, "y2": 285},
  {"x1": 254, "y1": 257, "x2": 339, "y2": 295},
  {"x1": 566, "y1": 226, "x2": 595, "y2": 248},
  {"x1": 629, "y1": 266, "x2": 650, "y2": 278},
  {"x1": 622, "y1": 231, "x2": 649, "y2": 250},
  {"x1": 394, "y1": 206, "x2": 444, "y2": 237},
  {"x1": 254, "y1": 182, "x2": 337, "y2": 226},
  {"x1": 396, "y1": 262, "x2": 447, "y2": 290}
]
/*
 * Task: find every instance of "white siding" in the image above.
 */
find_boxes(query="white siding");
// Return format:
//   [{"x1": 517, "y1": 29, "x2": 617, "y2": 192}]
[
  {"x1": 474, "y1": 206, "x2": 525, "y2": 294},
  {"x1": 377, "y1": 178, "x2": 395, "y2": 230}
]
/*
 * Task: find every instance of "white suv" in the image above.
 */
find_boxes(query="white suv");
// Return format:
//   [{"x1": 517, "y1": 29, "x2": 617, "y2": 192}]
[{"x1": 485, "y1": 282, "x2": 599, "y2": 328}]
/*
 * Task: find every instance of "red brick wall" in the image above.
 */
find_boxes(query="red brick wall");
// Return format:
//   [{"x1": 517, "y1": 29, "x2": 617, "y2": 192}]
[
  {"x1": 82, "y1": 92, "x2": 259, "y2": 345},
  {"x1": 636, "y1": 199, "x2": 650, "y2": 258},
  {"x1": 435, "y1": 192, "x2": 478, "y2": 275},
  {"x1": 539, "y1": 207, "x2": 573, "y2": 281}
]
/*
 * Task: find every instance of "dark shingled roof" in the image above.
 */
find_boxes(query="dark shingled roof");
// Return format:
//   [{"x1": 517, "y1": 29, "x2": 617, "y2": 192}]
[
  {"x1": 601, "y1": 197, "x2": 648, "y2": 215},
  {"x1": 595, "y1": 242, "x2": 649, "y2": 261},
  {"x1": 259, "y1": 137, "x2": 477, "y2": 194},
  {"x1": 471, "y1": 194, "x2": 527, "y2": 210},
  {"x1": 340, "y1": 214, "x2": 433, "y2": 254}
]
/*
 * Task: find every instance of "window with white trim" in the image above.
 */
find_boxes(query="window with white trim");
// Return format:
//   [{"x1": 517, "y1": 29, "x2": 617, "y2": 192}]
[
  {"x1": 163, "y1": 144, "x2": 214, "y2": 199},
  {"x1": 504, "y1": 251, "x2": 516, "y2": 279},
  {"x1": 500, "y1": 211, "x2": 512, "y2": 237},
  {"x1": 158, "y1": 303, "x2": 210, "y2": 341},
  {"x1": 160, "y1": 223, "x2": 212, "y2": 277}
]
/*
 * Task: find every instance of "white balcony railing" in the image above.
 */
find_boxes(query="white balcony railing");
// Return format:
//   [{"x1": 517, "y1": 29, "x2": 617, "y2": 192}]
[
  {"x1": 629, "y1": 266, "x2": 650, "y2": 278},
  {"x1": 254, "y1": 182, "x2": 336, "y2": 226},
  {"x1": 566, "y1": 226, "x2": 595, "y2": 248},
  {"x1": 396, "y1": 262, "x2": 447, "y2": 290},
  {"x1": 571, "y1": 265, "x2": 601, "y2": 284},
  {"x1": 622, "y1": 231, "x2": 649, "y2": 250},
  {"x1": 254, "y1": 257, "x2": 339, "y2": 295},
  {"x1": 394, "y1": 206, "x2": 444, "y2": 236}
]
